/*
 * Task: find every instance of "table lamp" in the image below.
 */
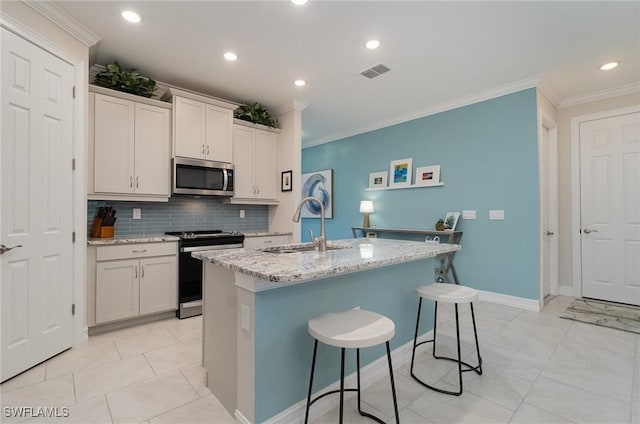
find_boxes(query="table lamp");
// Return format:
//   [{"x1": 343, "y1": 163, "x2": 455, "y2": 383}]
[{"x1": 359, "y1": 200, "x2": 374, "y2": 228}]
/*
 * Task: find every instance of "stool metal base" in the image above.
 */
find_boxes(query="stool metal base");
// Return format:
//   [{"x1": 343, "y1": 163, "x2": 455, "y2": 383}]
[
  {"x1": 410, "y1": 299, "x2": 483, "y2": 396},
  {"x1": 304, "y1": 340, "x2": 400, "y2": 424}
]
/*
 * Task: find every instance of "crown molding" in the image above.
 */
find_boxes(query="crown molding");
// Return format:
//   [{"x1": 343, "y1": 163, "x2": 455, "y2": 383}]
[
  {"x1": 537, "y1": 77, "x2": 562, "y2": 108},
  {"x1": 23, "y1": 0, "x2": 100, "y2": 47},
  {"x1": 275, "y1": 99, "x2": 310, "y2": 116},
  {"x1": 303, "y1": 75, "x2": 541, "y2": 148},
  {"x1": 559, "y1": 82, "x2": 640, "y2": 109}
]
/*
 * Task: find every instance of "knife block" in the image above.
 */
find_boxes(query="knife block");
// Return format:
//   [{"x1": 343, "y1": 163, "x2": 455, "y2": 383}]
[
  {"x1": 90, "y1": 217, "x2": 115, "y2": 238},
  {"x1": 98, "y1": 226, "x2": 114, "y2": 238}
]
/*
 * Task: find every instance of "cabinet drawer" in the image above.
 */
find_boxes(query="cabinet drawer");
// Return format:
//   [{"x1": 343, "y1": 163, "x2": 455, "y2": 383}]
[
  {"x1": 244, "y1": 235, "x2": 291, "y2": 249},
  {"x1": 96, "y1": 242, "x2": 177, "y2": 261}
]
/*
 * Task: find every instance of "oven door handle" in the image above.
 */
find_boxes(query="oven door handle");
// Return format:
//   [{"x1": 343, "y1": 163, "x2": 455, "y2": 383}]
[{"x1": 180, "y1": 243, "x2": 243, "y2": 253}]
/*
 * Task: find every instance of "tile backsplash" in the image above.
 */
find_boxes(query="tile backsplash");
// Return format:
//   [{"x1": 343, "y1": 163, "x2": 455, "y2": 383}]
[{"x1": 88, "y1": 197, "x2": 269, "y2": 236}]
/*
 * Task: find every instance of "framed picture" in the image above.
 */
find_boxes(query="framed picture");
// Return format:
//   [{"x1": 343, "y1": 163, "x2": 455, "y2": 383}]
[
  {"x1": 281, "y1": 170, "x2": 292, "y2": 192},
  {"x1": 368, "y1": 171, "x2": 388, "y2": 189},
  {"x1": 444, "y1": 211, "x2": 460, "y2": 231},
  {"x1": 301, "y1": 169, "x2": 333, "y2": 218},
  {"x1": 414, "y1": 165, "x2": 441, "y2": 186},
  {"x1": 389, "y1": 158, "x2": 412, "y2": 187}
]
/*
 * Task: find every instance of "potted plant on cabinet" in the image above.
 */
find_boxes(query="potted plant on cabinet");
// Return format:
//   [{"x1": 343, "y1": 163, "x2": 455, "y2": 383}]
[{"x1": 234, "y1": 102, "x2": 279, "y2": 129}]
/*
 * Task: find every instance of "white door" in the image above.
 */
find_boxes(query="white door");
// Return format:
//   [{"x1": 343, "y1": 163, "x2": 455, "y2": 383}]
[
  {"x1": 1, "y1": 28, "x2": 75, "y2": 381},
  {"x1": 134, "y1": 103, "x2": 170, "y2": 195},
  {"x1": 174, "y1": 96, "x2": 206, "y2": 159},
  {"x1": 96, "y1": 260, "x2": 140, "y2": 324},
  {"x1": 580, "y1": 111, "x2": 640, "y2": 305}
]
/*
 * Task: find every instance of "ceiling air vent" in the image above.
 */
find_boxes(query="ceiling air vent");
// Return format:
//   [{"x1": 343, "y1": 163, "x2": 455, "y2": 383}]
[{"x1": 360, "y1": 63, "x2": 390, "y2": 79}]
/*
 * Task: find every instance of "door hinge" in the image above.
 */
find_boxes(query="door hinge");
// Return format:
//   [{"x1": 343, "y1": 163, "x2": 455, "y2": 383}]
[
  {"x1": 72, "y1": 86, "x2": 76, "y2": 99},
  {"x1": 72, "y1": 158, "x2": 76, "y2": 171},
  {"x1": 72, "y1": 304, "x2": 76, "y2": 316},
  {"x1": 72, "y1": 231, "x2": 76, "y2": 243}
]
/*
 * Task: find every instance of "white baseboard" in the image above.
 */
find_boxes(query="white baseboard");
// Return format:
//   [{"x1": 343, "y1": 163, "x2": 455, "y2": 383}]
[
  {"x1": 478, "y1": 290, "x2": 540, "y2": 312},
  {"x1": 234, "y1": 410, "x2": 252, "y2": 424},
  {"x1": 557, "y1": 285, "x2": 574, "y2": 297}
]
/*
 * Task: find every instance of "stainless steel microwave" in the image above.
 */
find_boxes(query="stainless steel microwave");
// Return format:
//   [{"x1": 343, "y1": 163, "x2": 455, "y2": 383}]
[{"x1": 172, "y1": 157, "x2": 234, "y2": 196}]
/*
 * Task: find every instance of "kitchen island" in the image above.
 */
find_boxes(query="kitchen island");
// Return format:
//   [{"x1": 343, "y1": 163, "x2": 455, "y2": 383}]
[{"x1": 193, "y1": 238, "x2": 460, "y2": 423}]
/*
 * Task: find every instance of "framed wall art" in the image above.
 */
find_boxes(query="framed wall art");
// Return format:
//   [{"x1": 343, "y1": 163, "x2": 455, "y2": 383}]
[
  {"x1": 414, "y1": 165, "x2": 441, "y2": 186},
  {"x1": 301, "y1": 169, "x2": 333, "y2": 218},
  {"x1": 389, "y1": 158, "x2": 412, "y2": 187},
  {"x1": 281, "y1": 170, "x2": 292, "y2": 192},
  {"x1": 368, "y1": 171, "x2": 388, "y2": 189}
]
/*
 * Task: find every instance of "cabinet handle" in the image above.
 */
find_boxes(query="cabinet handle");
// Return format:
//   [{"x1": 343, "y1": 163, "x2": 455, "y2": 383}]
[
  {"x1": 136, "y1": 176, "x2": 139, "y2": 188},
  {"x1": 202, "y1": 144, "x2": 205, "y2": 154},
  {"x1": 130, "y1": 176, "x2": 133, "y2": 188},
  {"x1": 134, "y1": 267, "x2": 138, "y2": 279},
  {"x1": 141, "y1": 266, "x2": 144, "y2": 278},
  {"x1": 132, "y1": 249, "x2": 147, "y2": 253},
  {"x1": 256, "y1": 186, "x2": 260, "y2": 194},
  {"x1": 206, "y1": 145, "x2": 210, "y2": 155}
]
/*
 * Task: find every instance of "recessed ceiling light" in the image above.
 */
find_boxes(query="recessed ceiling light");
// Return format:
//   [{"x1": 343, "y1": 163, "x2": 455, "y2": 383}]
[
  {"x1": 291, "y1": 0, "x2": 308, "y2": 5},
  {"x1": 294, "y1": 80, "x2": 306, "y2": 87},
  {"x1": 365, "y1": 40, "x2": 380, "y2": 50},
  {"x1": 600, "y1": 62, "x2": 619, "y2": 71},
  {"x1": 224, "y1": 52, "x2": 238, "y2": 61},
  {"x1": 121, "y1": 10, "x2": 141, "y2": 23}
]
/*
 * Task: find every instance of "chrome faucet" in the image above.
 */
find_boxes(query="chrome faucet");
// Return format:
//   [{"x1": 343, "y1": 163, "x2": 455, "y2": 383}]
[{"x1": 292, "y1": 196, "x2": 327, "y2": 252}]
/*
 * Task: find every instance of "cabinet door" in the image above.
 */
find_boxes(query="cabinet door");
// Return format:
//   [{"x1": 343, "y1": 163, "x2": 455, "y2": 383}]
[
  {"x1": 139, "y1": 256, "x2": 177, "y2": 315},
  {"x1": 96, "y1": 259, "x2": 140, "y2": 324},
  {"x1": 233, "y1": 125, "x2": 256, "y2": 198},
  {"x1": 93, "y1": 94, "x2": 135, "y2": 194},
  {"x1": 205, "y1": 105, "x2": 233, "y2": 163},
  {"x1": 134, "y1": 103, "x2": 170, "y2": 195},
  {"x1": 174, "y1": 96, "x2": 206, "y2": 159},
  {"x1": 254, "y1": 130, "x2": 277, "y2": 200}
]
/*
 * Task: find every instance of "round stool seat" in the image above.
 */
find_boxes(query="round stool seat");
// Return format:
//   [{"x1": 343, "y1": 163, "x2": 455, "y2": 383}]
[
  {"x1": 308, "y1": 309, "x2": 395, "y2": 349},
  {"x1": 417, "y1": 283, "x2": 479, "y2": 304}
]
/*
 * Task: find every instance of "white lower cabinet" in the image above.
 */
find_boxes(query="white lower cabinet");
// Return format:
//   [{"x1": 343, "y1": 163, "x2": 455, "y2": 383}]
[{"x1": 90, "y1": 242, "x2": 178, "y2": 326}]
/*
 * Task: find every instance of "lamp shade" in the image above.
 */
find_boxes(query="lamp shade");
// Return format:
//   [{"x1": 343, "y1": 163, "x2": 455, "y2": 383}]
[{"x1": 359, "y1": 200, "x2": 374, "y2": 213}]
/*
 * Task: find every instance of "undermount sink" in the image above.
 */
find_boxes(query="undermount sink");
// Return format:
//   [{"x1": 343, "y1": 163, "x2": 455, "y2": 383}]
[{"x1": 259, "y1": 244, "x2": 351, "y2": 254}]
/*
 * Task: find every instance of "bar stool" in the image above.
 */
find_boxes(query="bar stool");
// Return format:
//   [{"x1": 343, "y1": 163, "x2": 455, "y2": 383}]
[
  {"x1": 304, "y1": 309, "x2": 400, "y2": 424},
  {"x1": 410, "y1": 283, "x2": 483, "y2": 396}
]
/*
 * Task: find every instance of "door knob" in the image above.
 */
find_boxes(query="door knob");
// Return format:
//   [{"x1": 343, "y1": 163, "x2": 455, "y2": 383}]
[
  {"x1": 0, "y1": 244, "x2": 23, "y2": 254},
  {"x1": 583, "y1": 229, "x2": 598, "y2": 234},
  {"x1": 546, "y1": 231, "x2": 555, "y2": 236}
]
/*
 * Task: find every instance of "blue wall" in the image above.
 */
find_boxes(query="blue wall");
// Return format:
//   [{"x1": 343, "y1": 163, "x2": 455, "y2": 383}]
[
  {"x1": 302, "y1": 89, "x2": 539, "y2": 299},
  {"x1": 88, "y1": 197, "x2": 268, "y2": 236}
]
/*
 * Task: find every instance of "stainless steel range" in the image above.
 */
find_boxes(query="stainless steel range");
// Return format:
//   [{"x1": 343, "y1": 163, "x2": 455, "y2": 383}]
[{"x1": 166, "y1": 230, "x2": 244, "y2": 319}]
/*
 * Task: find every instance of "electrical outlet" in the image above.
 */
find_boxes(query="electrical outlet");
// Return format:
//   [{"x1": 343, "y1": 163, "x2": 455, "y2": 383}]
[
  {"x1": 462, "y1": 210, "x2": 476, "y2": 220},
  {"x1": 239, "y1": 209, "x2": 245, "y2": 218},
  {"x1": 489, "y1": 210, "x2": 505, "y2": 220},
  {"x1": 241, "y1": 304, "x2": 251, "y2": 332},
  {"x1": 132, "y1": 208, "x2": 141, "y2": 219}
]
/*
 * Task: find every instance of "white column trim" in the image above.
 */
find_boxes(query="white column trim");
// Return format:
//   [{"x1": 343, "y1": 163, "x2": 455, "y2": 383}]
[{"x1": 22, "y1": 0, "x2": 100, "y2": 47}]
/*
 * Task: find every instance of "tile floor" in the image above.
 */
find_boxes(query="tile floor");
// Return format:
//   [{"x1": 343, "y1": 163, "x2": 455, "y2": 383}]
[{"x1": 0, "y1": 296, "x2": 638, "y2": 423}]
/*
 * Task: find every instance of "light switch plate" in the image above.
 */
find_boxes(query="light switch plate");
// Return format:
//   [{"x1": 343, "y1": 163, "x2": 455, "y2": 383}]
[
  {"x1": 462, "y1": 210, "x2": 476, "y2": 220},
  {"x1": 132, "y1": 208, "x2": 141, "y2": 219},
  {"x1": 239, "y1": 209, "x2": 245, "y2": 218},
  {"x1": 489, "y1": 210, "x2": 505, "y2": 220}
]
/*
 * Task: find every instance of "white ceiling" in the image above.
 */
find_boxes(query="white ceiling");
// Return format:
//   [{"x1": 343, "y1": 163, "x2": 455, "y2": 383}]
[{"x1": 53, "y1": 1, "x2": 640, "y2": 146}]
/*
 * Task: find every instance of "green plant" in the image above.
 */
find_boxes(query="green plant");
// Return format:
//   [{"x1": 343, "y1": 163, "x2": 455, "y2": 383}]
[
  {"x1": 435, "y1": 219, "x2": 445, "y2": 231},
  {"x1": 94, "y1": 61, "x2": 156, "y2": 98},
  {"x1": 234, "y1": 102, "x2": 279, "y2": 128}
]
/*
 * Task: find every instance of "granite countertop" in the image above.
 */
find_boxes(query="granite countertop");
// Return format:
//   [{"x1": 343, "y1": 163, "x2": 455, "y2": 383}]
[
  {"x1": 87, "y1": 234, "x2": 180, "y2": 245},
  {"x1": 192, "y1": 238, "x2": 460, "y2": 287},
  {"x1": 242, "y1": 231, "x2": 293, "y2": 238}
]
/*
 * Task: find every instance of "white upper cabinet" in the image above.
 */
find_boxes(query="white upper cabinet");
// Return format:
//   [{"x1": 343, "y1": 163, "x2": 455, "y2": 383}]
[
  {"x1": 90, "y1": 87, "x2": 171, "y2": 201},
  {"x1": 165, "y1": 88, "x2": 235, "y2": 163},
  {"x1": 232, "y1": 122, "x2": 278, "y2": 204}
]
